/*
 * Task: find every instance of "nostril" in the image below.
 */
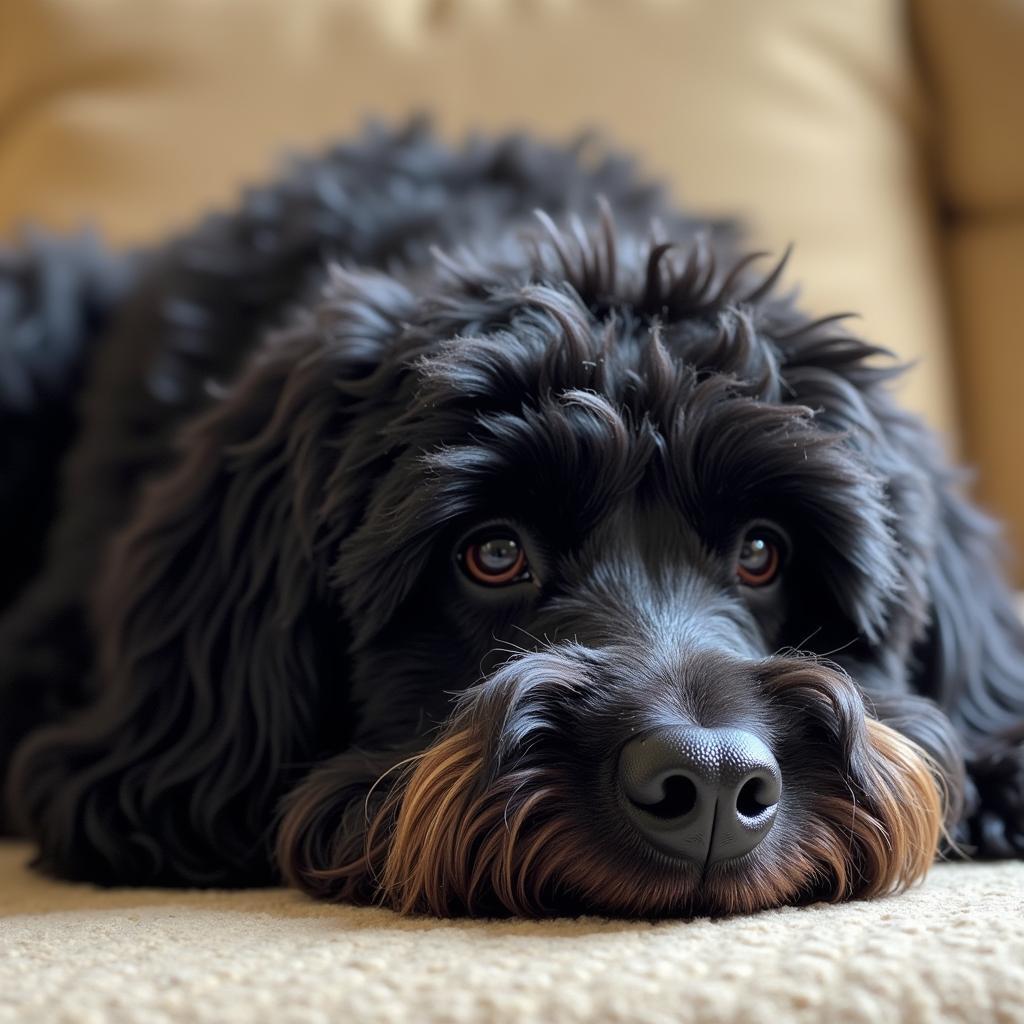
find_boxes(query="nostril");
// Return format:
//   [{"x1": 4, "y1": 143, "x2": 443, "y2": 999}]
[
  {"x1": 736, "y1": 775, "x2": 777, "y2": 818},
  {"x1": 632, "y1": 774, "x2": 698, "y2": 820}
]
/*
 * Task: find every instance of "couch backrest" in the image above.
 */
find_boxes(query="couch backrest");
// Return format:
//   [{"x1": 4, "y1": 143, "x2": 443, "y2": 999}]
[{"x1": 0, "y1": 0, "x2": 958, "y2": 434}]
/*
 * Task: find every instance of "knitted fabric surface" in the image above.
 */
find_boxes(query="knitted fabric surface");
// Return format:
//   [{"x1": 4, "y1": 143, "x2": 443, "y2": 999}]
[{"x1": 1, "y1": 843, "x2": 1022, "y2": 1024}]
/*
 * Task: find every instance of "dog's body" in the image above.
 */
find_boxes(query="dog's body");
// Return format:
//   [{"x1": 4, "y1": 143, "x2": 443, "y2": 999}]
[{"x1": 1, "y1": 122, "x2": 1022, "y2": 916}]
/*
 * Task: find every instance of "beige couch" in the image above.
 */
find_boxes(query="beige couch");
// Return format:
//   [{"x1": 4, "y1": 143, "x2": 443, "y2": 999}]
[{"x1": 1, "y1": 4, "x2": 1023, "y2": 1022}]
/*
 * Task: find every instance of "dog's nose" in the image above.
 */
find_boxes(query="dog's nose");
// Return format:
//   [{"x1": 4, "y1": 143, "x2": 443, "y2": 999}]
[{"x1": 618, "y1": 726, "x2": 781, "y2": 866}]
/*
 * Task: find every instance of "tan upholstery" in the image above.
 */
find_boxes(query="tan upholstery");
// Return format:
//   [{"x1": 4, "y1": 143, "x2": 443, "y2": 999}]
[
  {"x1": 911, "y1": 0, "x2": 1024, "y2": 576},
  {"x1": 0, "y1": 1, "x2": 1019, "y2": 569}
]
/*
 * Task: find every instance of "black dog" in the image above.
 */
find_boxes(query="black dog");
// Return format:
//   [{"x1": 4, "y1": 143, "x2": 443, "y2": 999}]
[{"x1": 1, "y1": 122, "x2": 1022, "y2": 916}]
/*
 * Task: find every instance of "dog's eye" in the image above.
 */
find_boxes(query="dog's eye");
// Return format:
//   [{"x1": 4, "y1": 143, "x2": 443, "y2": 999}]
[
  {"x1": 736, "y1": 530, "x2": 781, "y2": 587},
  {"x1": 461, "y1": 531, "x2": 530, "y2": 586}
]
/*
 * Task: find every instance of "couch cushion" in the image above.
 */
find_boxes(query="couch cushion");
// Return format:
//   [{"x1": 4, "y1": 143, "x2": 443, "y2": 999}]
[
  {"x1": 912, "y1": 0, "x2": 1024, "y2": 575},
  {"x1": 0, "y1": 0, "x2": 956, "y2": 431},
  {"x1": 911, "y1": 0, "x2": 1024, "y2": 211},
  {"x1": 947, "y1": 220, "x2": 1024, "y2": 569}
]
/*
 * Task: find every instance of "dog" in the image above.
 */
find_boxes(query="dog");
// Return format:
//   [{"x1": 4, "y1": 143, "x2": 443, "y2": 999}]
[{"x1": 1, "y1": 121, "x2": 1022, "y2": 917}]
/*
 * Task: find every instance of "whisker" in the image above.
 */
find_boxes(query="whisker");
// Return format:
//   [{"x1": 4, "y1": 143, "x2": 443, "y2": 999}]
[
  {"x1": 814, "y1": 635, "x2": 861, "y2": 661},
  {"x1": 509, "y1": 624, "x2": 547, "y2": 651},
  {"x1": 363, "y1": 754, "x2": 422, "y2": 823}
]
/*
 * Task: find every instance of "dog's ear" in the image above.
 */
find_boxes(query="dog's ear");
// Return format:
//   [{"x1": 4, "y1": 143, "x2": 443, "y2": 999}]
[
  {"x1": 877, "y1": 412, "x2": 1024, "y2": 747},
  {"x1": 9, "y1": 269, "x2": 416, "y2": 885},
  {"x1": 919, "y1": 470, "x2": 1024, "y2": 739},
  {"x1": 780, "y1": 329, "x2": 1023, "y2": 730},
  {"x1": 780, "y1": 326, "x2": 1024, "y2": 852},
  {"x1": 881, "y1": 412, "x2": 1024, "y2": 855},
  {"x1": 917, "y1": 447, "x2": 1024, "y2": 852}
]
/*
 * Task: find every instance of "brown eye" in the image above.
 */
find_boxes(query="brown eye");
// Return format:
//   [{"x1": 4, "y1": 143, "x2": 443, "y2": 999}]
[
  {"x1": 737, "y1": 531, "x2": 781, "y2": 587},
  {"x1": 461, "y1": 532, "x2": 529, "y2": 586}
]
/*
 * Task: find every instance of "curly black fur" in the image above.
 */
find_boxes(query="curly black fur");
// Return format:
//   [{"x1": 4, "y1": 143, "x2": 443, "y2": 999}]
[{"x1": 0, "y1": 121, "x2": 1021, "y2": 912}]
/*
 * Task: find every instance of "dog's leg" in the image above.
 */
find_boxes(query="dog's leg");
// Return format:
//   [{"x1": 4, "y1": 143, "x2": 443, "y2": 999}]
[
  {"x1": 5, "y1": 331, "x2": 353, "y2": 885},
  {"x1": 0, "y1": 232, "x2": 133, "y2": 830},
  {"x1": 960, "y1": 731, "x2": 1024, "y2": 857}
]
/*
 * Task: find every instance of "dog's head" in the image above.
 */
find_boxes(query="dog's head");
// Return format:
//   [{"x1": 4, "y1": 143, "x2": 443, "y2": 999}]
[{"x1": 95, "y1": 211, "x2": 961, "y2": 912}]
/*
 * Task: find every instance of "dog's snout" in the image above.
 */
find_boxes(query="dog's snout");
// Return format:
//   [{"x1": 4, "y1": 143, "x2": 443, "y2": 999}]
[{"x1": 618, "y1": 725, "x2": 781, "y2": 867}]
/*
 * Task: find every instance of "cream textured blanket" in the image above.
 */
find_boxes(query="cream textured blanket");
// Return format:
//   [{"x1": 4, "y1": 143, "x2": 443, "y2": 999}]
[{"x1": 1, "y1": 842, "x2": 1022, "y2": 1024}]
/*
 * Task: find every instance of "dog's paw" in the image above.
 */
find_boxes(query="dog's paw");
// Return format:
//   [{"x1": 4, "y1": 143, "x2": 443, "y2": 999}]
[{"x1": 962, "y1": 742, "x2": 1024, "y2": 858}]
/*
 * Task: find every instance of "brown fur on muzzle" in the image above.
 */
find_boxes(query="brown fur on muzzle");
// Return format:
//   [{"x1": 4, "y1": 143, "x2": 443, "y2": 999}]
[{"x1": 278, "y1": 659, "x2": 948, "y2": 917}]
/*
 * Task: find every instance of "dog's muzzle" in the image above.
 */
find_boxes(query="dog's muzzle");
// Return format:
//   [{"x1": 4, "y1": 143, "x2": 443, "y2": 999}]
[{"x1": 277, "y1": 647, "x2": 947, "y2": 918}]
